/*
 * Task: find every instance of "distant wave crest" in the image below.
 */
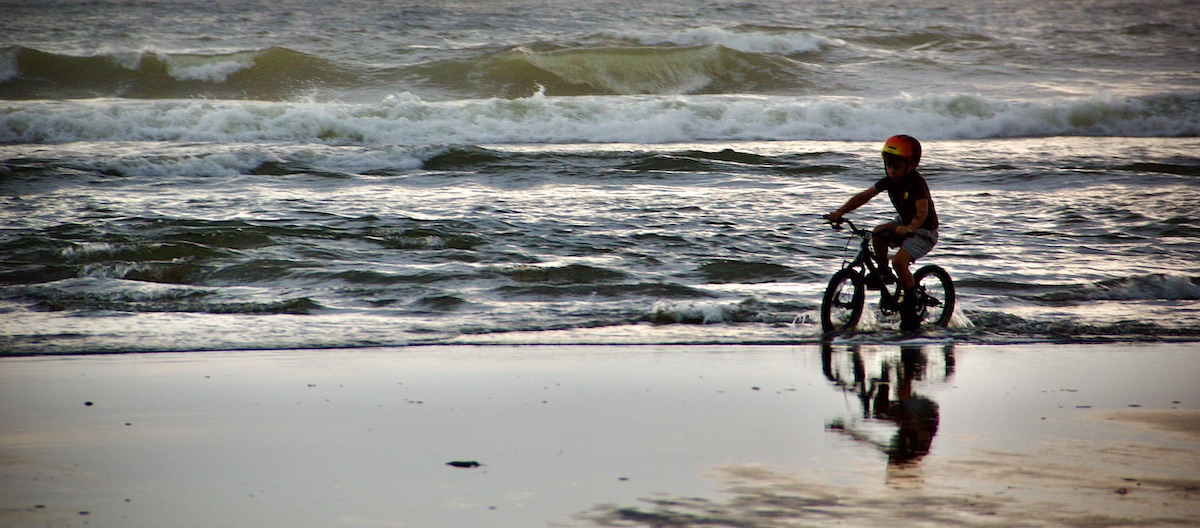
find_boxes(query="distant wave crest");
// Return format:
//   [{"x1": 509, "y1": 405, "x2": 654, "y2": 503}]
[
  {"x1": 0, "y1": 46, "x2": 354, "y2": 100},
  {"x1": 597, "y1": 25, "x2": 845, "y2": 55}
]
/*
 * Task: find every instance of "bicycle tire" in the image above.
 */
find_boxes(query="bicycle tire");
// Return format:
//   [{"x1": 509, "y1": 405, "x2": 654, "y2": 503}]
[
  {"x1": 821, "y1": 268, "x2": 865, "y2": 334},
  {"x1": 913, "y1": 265, "x2": 955, "y2": 327}
]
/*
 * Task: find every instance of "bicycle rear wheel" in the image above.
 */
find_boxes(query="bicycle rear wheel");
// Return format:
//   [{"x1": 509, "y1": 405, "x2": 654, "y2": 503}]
[
  {"x1": 821, "y1": 268, "x2": 865, "y2": 334},
  {"x1": 913, "y1": 265, "x2": 955, "y2": 327}
]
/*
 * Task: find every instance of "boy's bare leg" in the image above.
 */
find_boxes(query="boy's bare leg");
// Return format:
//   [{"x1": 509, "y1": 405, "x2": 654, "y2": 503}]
[
  {"x1": 892, "y1": 249, "x2": 915, "y2": 291},
  {"x1": 872, "y1": 223, "x2": 897, "y2": 274},
  {"x1": 895, "y1": 248, "x2": 920, "y2": 331}
]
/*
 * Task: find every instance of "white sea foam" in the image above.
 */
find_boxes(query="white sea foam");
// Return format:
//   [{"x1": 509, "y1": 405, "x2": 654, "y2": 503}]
[
  {"x1": 60, "y1": 242, "x2": 121, "y2": 260},
  {"x1": 165, "y1": 55, "x2": 256, "y2": 83},
  {"x1": 651, "y1": 300, "x2": 741, "y2": 324},
  {"x1": 59, "y1": 143, "x2": 424, "y2": 179}
]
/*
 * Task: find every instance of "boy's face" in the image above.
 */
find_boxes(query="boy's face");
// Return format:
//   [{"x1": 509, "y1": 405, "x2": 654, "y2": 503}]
[{"x1": 884, "y1": 154, "x2": 912, "y2": 182}]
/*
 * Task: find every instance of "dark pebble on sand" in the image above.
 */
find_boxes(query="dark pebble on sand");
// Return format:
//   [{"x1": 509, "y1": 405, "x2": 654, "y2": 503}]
[
  {"x1": 447, "y1": 460, "x2": 481, "y2": 468},
  {"x1": 84, "y1": 401, "x2": 93, "y2": 406}
]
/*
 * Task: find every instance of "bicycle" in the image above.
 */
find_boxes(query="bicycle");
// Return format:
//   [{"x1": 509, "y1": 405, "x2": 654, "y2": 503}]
[{"x1": 820, "y1": 217, "x2": 955, "y2": 334}]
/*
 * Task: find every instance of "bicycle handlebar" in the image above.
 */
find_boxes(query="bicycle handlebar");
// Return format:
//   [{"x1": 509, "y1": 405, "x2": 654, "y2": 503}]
[
  {"x1": 825, "y1": 216, "x2": 908, "y2": 241},
  {"x1": 825, "y1": 216, "x2": 863, "y2": 234}
]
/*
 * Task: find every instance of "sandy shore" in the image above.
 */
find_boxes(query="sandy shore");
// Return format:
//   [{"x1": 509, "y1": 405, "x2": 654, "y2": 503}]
[{"x1": 2, "y1": 342, "x2": 1198, "y2": 527}]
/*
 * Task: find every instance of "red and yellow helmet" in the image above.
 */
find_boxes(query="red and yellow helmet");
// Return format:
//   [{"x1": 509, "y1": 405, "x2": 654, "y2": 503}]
[{"x1": 881, "y1": 135, "x2": 921, "y2": 166}]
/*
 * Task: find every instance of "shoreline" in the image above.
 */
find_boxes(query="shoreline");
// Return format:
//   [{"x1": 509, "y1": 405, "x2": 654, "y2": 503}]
[
  {"x1": 6, "y1": 332, "x2": 1200, "y2": 358},
  {"x1": 3, "y1": 343, "x2": 1198, "y2": 527}
]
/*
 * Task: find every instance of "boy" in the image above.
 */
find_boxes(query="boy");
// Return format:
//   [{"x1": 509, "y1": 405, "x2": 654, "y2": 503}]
[{"x1": 825, "y1": 135, "x2": 939, "y2": 331}]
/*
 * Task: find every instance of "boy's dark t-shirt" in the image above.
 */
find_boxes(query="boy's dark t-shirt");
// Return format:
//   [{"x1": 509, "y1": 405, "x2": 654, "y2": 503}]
[{"x1": 874, "y1": 171, "x2": 939, "y2": 230}]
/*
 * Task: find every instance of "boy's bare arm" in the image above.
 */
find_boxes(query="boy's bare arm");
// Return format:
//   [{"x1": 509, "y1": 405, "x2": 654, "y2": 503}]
[
  {"x1": 894, "y1": 199, "x2": 928, "y2": 237},
  {"x1": 827, "y1": 186, "x2": 880, "y2": 221}
]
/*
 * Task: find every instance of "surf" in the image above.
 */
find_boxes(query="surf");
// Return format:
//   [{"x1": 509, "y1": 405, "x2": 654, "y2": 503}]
[{"x1": 4, "y1": 91, "x2": 1197, "y2": 147}]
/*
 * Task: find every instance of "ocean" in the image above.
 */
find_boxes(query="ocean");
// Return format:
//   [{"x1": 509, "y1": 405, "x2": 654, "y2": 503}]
[{"x1": 2, "y1": 0, "x2": 1198, "y2": 354}]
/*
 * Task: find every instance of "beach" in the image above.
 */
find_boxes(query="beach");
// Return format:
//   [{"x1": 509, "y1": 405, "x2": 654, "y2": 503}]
[
  {"x1": 4, "y1": 1, "x2": 1199, "y2": 525},
  {"x1": 3, "y1": 343, "x2": 1198, "y2": 528}
]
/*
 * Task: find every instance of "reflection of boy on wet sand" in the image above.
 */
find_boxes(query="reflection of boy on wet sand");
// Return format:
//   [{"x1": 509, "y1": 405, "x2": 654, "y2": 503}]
[
  {"x1": 827, "y1": 347, "x2": 941, "y2": 466},
  {"x1": 880, "y1": 351, "x2": 940, "y2": 465}
]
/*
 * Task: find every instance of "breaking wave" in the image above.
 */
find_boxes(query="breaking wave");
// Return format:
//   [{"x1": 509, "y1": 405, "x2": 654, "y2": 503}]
[
  {"x1": 3, "y1": 90, "x2": 1197, "y2": 146},
  {"x1": 0, "y1": 26, "x2": 836, "y2": 101},
  {"x1": 1032, "y1": 274, "x2": 1200, "y2": 302}
]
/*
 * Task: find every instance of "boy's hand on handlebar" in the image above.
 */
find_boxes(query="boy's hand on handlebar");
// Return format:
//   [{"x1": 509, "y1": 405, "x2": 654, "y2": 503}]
[{"x1": 824, "y1": 211, "x2": 843, "y2": 224}]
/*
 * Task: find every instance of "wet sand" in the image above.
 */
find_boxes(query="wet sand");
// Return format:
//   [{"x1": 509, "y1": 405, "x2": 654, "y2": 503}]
[{"x1": 2, "y1": 343, "x2": 1198, "y2": 527}]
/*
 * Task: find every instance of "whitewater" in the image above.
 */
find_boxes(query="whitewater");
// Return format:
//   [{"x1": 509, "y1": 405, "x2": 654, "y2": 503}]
[{"x1": 1, "y1": 0, "x2": 1198, "y2": 354}]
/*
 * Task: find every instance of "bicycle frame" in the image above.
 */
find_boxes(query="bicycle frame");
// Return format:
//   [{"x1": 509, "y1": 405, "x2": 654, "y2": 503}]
[
  {"x1": 832, "y1": 218, "x2": 905, "y2": 313},
  {"x1": 821, "y1": 216, "x2": 955, "y2": 334}
]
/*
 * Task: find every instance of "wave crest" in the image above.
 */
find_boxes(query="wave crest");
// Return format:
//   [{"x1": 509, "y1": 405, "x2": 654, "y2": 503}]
[{"x1": 415, "y1": 43, "x2": 812, "y2": 97}]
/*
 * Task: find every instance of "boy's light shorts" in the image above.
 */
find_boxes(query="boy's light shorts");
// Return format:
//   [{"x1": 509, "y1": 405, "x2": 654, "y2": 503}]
[{"x1": 903, "y1": 228, "x2": 938, "y2": 260}]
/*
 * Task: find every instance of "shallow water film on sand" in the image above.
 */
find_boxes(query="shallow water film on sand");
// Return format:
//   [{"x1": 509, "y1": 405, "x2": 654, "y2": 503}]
[{"x1": 2, "y1": 344, "x2": 1197, "y2": 527}]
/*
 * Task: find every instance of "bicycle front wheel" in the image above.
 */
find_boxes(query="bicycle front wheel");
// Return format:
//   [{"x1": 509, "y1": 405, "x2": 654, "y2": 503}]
[
  {"x1": 913, "y1": 265, "x2": 955, "y2": 327},
  {"x1": 821, "y1": 268, "x2": 865, "y2": 334}
]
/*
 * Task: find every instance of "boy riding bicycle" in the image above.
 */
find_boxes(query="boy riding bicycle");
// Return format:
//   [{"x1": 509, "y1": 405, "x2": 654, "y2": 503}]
[{"x1": 825, "y1": 135, "x2": 939, "y2": 331}]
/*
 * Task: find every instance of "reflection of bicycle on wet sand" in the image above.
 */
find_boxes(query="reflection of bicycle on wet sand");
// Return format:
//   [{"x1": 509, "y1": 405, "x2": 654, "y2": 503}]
[
  {"x1": 821, "y1": 217, "x2": 955, "y2": 334},
  {"x1": 821, "y1": 343, "x2": 954, "y2": 469}
]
